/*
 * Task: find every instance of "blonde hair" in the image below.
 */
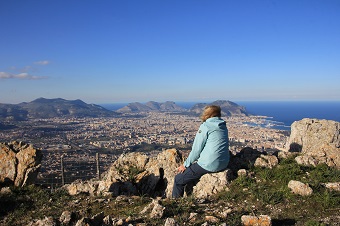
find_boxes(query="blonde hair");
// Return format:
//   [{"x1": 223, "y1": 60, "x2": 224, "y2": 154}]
[{"x1": 200, "y1": 105, "x2": 221, "y2": 122}]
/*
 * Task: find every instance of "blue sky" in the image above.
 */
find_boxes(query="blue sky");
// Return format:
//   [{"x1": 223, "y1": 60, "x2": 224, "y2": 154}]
[{"x1": 1, "y1": 0, "x2": 339, "y2": 104}]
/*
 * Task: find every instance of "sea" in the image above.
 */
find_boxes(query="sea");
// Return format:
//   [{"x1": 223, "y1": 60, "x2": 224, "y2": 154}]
[{"x1": 100, "y1": 101, "x2": 340, "y2": 131}]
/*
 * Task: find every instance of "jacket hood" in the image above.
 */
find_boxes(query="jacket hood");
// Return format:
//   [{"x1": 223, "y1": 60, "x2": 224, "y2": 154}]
[{"x1": 205, "y1": 117, "x2": 226, "y2": 128}]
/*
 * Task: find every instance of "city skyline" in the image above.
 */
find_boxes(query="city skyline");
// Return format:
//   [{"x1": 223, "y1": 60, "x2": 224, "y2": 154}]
[{"x1": 1, "y1": 0, "x2": 340, "y2": 104}]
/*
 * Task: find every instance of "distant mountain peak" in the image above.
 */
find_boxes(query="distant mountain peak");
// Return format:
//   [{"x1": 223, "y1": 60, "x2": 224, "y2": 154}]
[
  {"x1": 116, "y1": 100, "x2": 248, "y2": 116},
  {"x1": 190, "y1": 100, "x2": 248, "y2": 116},
  {"x1": 116, "y1": 101, "x2": 186, "y2": 113},
  {"x1": 1, "y1": 98, "x2": 249, "y2": 120},
  {"x1": 1, "y1": 98, "x2": 115, "y2": 120}
]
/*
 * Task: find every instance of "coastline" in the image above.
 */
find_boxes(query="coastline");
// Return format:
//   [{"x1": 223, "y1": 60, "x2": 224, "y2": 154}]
[{"x1": 100, "y1": 101, "x2": 340, "y2": 131}]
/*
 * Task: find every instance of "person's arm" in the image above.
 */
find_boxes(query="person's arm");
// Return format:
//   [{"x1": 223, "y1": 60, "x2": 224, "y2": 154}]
[{"x1": 183, "y1": 124, "x2": 208, "y2": 167}]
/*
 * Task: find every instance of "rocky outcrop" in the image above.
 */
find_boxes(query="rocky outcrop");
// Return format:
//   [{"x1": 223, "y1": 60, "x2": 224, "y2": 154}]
[
  {"x1": 65, "y1": 149, "x2": 183, "y2": 197},
  {"x1": 65, "y1": 147, "x2": 283, "y2": 199},
  {"x1": 65, "y1": 148, "x2": 235, "y2": 199},
  {"x1": 285, "y1": 118, "x2": 340, "y2": 168},
  {"x1": 0, "y1": 141, "x2": 42, "y2": 187},
  {"x1": 108, "y1": 149, "x2": 181, "y2": 197}
]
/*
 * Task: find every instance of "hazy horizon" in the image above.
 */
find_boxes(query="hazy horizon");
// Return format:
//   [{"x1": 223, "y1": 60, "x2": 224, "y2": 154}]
[{"x1": 2, "y1": 98, "x2": 340, "y2": 106}]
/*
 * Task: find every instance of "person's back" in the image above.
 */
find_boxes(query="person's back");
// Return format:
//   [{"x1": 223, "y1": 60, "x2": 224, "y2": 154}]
[
  {"x1": 172, "y1": 105, "x2": 230, "y2": 198},
  {"x1": 196, "y1": 117, "x2": 229, "y2": 172}
]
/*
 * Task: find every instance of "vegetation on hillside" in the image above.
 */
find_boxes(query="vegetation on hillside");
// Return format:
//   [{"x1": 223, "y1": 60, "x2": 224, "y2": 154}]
[{"x1": 0, "y1": 157, "x2": 339, "y2": 225}]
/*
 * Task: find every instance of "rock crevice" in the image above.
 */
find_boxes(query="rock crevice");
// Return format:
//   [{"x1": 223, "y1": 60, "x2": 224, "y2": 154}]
[{"x1": 0, "y1": 141, "x2": 42, "y2": 187}]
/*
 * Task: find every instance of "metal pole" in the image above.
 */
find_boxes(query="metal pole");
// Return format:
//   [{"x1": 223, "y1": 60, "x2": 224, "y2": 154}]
[
  {"x1": 61, "y1": 155, "x2": 65, "y2": 185},
  {"x1": 96, "y1": 153, "x2": 100, "y2": 180}
]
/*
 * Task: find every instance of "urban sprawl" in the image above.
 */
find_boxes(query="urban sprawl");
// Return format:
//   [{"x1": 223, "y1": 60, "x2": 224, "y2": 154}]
[{"x1": 0, "y1": 112, "x2": 289, "y2": 187}]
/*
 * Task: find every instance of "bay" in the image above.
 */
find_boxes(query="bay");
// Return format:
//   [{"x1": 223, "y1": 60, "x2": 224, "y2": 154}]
[
  {"x1": 100, "y1": 101, "x2": 340, "y2": 131},
  {"x1": 237, "y1": 101, "x2": 340, "y2": 129}
]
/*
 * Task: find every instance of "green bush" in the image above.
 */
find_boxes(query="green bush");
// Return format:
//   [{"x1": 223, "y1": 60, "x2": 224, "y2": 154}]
[
  {"x1": 304, "y1": 219, "x2": 327, "y2": 226},
  {"x1": 308, "y1": 163, "x2": 340, "y2": 185}
]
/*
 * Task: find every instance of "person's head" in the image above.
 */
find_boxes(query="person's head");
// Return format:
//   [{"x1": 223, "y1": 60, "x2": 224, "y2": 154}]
[{"x1": 200, "y1": 105, "x2": 221, "y2": 122}]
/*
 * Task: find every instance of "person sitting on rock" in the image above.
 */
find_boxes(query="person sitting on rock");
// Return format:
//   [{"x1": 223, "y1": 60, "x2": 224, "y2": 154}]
[{"x1": 172, "y1": 105, "x2": 230, "y2": 198}]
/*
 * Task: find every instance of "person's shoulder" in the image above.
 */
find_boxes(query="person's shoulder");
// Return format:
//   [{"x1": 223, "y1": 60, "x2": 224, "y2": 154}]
[
  {"x1": 205, "y1": 117, "x2": 227, "y2": 128},
  {"x1": 205, "y1": 117, "x2": 224, "y2": 124},
  {"x1": 199, "y1": 121, "x2": 209, "y2": 131}
]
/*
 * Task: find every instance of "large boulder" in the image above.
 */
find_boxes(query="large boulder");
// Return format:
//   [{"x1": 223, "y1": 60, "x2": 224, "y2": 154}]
[
  {"x1": 145, "y1": 148, "x2": 183, "y2": 198},
  {"x1": 67, "y1": 149, "x2": 184, "y2": 197},
  {"x1": 285, "y1": 118, "x2": 340, "y2": 168},
  {"x1": 0, "y1": 141, "x2": 42, "y2": 187},
  {"x1": 66, "y1": 148, "x2": 233, "y2": 199},
  {"x1": 192, "y1": 170, "x2": 231, "y2": 198}
]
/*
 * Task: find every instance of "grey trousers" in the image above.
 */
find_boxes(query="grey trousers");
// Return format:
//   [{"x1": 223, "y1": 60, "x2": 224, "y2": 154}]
[{"x1": 172, "y1": 163, "x2": 211, "y2": 198}]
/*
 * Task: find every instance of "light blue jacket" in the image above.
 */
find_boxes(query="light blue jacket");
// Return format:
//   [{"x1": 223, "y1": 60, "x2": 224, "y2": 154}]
[{"x1": 184, "y1": 117, "x2": 230, "y2": 172}]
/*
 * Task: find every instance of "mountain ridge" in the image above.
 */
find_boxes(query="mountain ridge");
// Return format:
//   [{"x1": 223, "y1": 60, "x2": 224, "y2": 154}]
[
  {"x1": 116, "y1": 100, "x2": 248, "y2": 116},
  {"x1": 0, "y1": 98, "x2": 116, "y2": 120},
  {"x1": 0, "y1": 98, "x2": 249, "y2": 120},
  {"x1": 116, "y1": 101, "x2": 187, "y2": 113}
]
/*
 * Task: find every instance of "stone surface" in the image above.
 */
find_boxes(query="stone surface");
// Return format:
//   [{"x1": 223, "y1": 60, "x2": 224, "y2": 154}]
[
  {"x1": 67, "y1": 145, "x2": 282, "y2": 199},
  {"x1": 205, "y1": 215, "x2": 219, "y2": 223},
  {"x1": 65, "y1": 179, "x2": 100, "y2": 196},
  {"x1": 285, "y1": 118, "x2": 340, "y2": 168},
  {"x1": 144, "y1": 148, "x2": 183, "y2": 198},
  {"x1": 188, "y1": 213, "x2": 198, "y2": 222},
  {"x1": 59, "y1": 211, "x2": 73, "y2": 225},
  {"x1": 0, "y1": 187, "x2": 12, "y2": 195},
  {"x1": 102, "y1": 215, "x2": 114, "y2": 226},
  {"x1": 288, "y1": 180, "x2": 313, "y2": 196},
  {"x1": 74, "y1": 217, "x2": 91, "y2": 226},
  {"x1": 29, "y1": 217, "x2": 56, "y2": 226},
  {"x1": 164, "y1": 218, "x2": 178, "y2": 226},
  {"x1": 94, "y1": 149, "x2": 183, "y2": 198},
  {"x1": 278, "y1": 151, "x2": 298, "y2": 159},
  {"x1": 0, "y1": 143, "x2": 16, "y2": 185},
  {"x1": 192, "y1": 170, "x2": 230, "y2": 198},
  {"x1": 150, "y1": 202, "x2": 165, "y2": 219},
  {"x1": 241, "y1": 215, "x2": 272, "y2": 226},
  {"x1": 237, "y1": 169, "x2": 248, "y2": 177},
  {"x1": 0, "y1": 141, "x2": 42, "y2": 187},
  {"x1": 254, "y1": 155, "x2": 279, "y2": 169},
  {"x1": 140, "y1": 199, "x2": 165, "y2": 219},
  {"x1": 65, "y1": 148, "x2": 235, "y2": 199},
  {"x1": 294, "y1": 155, "x2": 319, "y2": 167},
  {"x1": 322, "y1": 182, "x2": 340, "y2": 192}
]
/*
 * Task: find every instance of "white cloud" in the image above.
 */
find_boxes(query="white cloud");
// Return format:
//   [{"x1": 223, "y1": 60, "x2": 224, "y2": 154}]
[
  {"x1": 0, "y1": 72, "x2": 48, "y2": 80},
  {"x1": 34, "y1": 60, "x2": 50, "y2": 65},
  {"x1": 0, "y1": 72, "x2": 11, "y2": 79},
  {"x1": 1, "y1": 61, "x2": 50, "y2": 80}
]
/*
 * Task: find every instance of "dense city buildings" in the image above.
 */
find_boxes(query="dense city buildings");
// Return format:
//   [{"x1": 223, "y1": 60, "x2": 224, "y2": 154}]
[{"x1": 0, "y1": 112, "x2": 289, "y2": 187}]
